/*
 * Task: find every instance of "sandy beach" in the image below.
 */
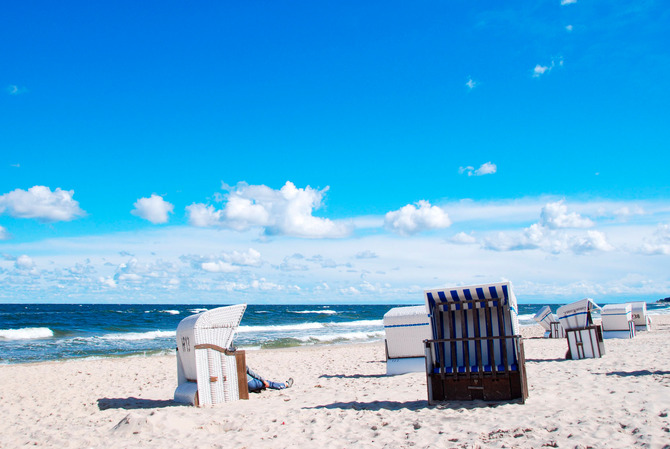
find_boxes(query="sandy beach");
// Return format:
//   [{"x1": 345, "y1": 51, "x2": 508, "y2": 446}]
[{"x1": 1, "y1": 316, "x2": 669, "y2": 449}]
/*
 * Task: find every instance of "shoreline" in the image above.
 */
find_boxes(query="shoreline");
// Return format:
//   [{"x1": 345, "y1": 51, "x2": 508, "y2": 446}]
[{"x1": 1, "y1": 318, "x2": 668, "y2": 448}]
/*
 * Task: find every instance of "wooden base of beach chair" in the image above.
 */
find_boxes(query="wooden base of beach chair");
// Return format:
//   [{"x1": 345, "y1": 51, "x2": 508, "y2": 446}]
[{"x1": 428, "y1": 371, "x2": 527, "y2": 402}]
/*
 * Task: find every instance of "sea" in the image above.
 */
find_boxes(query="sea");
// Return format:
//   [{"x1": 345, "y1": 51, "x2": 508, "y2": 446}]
[{"x1": 1, "y1": 302, "x2": 669, "y2": 365}]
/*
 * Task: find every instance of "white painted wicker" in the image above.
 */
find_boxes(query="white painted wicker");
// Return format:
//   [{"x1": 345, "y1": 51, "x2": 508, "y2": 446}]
[{"x1": 175, "y1": 304, "x2": 246, "y2": 406}]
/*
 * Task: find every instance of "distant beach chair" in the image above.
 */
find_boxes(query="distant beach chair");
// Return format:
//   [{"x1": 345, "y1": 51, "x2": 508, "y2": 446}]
[
  {"x1": 423, "y1": 282, "x2": 528, "y2": 404},
  {"x1": 174, "y1": 304, "x2": 248, "y2": 406},
  {"x1": 383, "y1": 305, "x2": 431, "y2": 375},
  {"x1": 601, "y1": 303, "x2": 636, "y2": 339},
  {"x1": 533, "y1": 305, "x2": 565, "y2": 338},
  {"x1": 557, "y1": 298, "x2": 605, "y2": 359},
  {"x1": 630, "y1": 301, "x2": 652, "y2": 332}
]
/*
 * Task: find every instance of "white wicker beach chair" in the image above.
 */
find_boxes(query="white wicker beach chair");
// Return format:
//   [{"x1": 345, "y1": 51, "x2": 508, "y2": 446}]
[
  {"x1": 174, "y1": 304, "x2": 248, "y2": 406},
  {"x1": 383, "y1": 306, "x2": 431, "y2": 375},
  {"x1": 423, "y1": 281, "x2": 528, "y2": 403},
  {"x1": 601, "y1": 304, "x2": 636, "y2": 339},
  {"x1": 557, "y1": 298, "x2": 605, "y2": 359},
  {"x1": 533, "y1": 305, "x2": 565, "y2": 338},
  {"x1": 630, "y1": 301, "x2": 652, "y2": 332}
]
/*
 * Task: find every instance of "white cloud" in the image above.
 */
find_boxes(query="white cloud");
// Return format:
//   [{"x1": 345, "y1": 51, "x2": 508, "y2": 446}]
[
  {"x1": 638, "y1": 223, "x2": 670, "y2": 255},
  {"x1": 566, "y1": 24, "x2": 574, "y2": 32},
  {"x1": 201, "y1": 261, "x2": 239, "y2": 273},
  {"x1": 0, "y1": 186, "x2": 85, "y2": 222},
  {"x1": 483, "y1": 201, "x2": 610, "y2": 254},
  {"x1": 0, "y1": 226, "x2": 9, "y2": 240},
  {"x1": 533, "y1": 64, "x2": 550, "y2": 77},
  {"x1": 384, "y1": 200, "x2": 452, "y2": 235},
  {"x1": 15, "y1": 255, "x2": 35, "y2": 270},
  {"x1": 569, "y1": 230, "x2": 614, "y2": 254},
  {"x1": 459, "y1": 162, "x2": 497, "y2": 176},
  {"x1": 7, "y1": 85, "x2": 27, "y2": 95},
  {"x1": 451, "y1": 232, "x2": 477, "y2": 244},
  {"x1": 131, "y1": 194, "x2": 174, "y2": 224},
  {"x1": 186, "y1": 181, "x2": 352, "y2": 238},
  {"x1": 355, "y1": 250, "x2": 378, "y2": 259},
  {"x1": 540, "y1": 200, "x2": 594, "y2": 229},
  {"x1": 465, "y1": 77, "x2": 477, "y2": 90},
  {"x1": 561, "y1": 0, "x2": 577, "y2": 5},
  {"x1": 532, "y1": 58, "x2": 564, "y2": 78}
]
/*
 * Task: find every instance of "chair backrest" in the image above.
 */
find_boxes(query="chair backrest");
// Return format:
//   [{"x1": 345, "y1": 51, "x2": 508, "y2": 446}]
[
  {"x1": 424, "y1": 282, "x2": 519, "y2": 370},
  {"x1": 383, "y1": 305, "x2": 430, "y2": 359},
  {"x1": 629, "y1": 302, "x2": 648, "y2": 327},
  {"x1": 176, "y1": 304, "x2": 246, "y2": 382},
  {"x1": 533, "y1": 305, "x2": 558, "y2": 331},
  {"x1": 557, "y1": 298, "x2": 599, "y2": 331},
  {"x1": 601, "y1": 303, "x2": 632, "y2": 331}
]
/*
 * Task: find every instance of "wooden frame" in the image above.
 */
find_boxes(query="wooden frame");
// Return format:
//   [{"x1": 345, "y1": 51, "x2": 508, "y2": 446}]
[{"x1": 424, "y1": 292, "x2": 528, "y2": 404}]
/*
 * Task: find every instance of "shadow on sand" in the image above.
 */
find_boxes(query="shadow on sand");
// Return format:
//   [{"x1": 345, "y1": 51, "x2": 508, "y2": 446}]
[
  {"x1": 97, "y1": 397, "x2": 182, "y2": 410},
  {"x1": 597, "y1": 369, "x2": 670, "y2": 378},
  {"x1": 303, "y1": 398, "x2": 513, "y2": 412}
]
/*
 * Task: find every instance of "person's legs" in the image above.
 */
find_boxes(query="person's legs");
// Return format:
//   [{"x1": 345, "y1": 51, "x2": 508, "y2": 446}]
[
  {"x1": 265, "y1": 380, "x2": 286, "y2": 390},
  {"x1": 248, "y1": 378, "x2": 265, "y2": 392}
]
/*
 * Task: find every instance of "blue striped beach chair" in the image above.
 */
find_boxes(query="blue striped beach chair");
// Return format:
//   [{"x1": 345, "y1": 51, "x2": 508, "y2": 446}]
[{"x1": 424, "y1": 282, "x2": 528, "y2": 404}]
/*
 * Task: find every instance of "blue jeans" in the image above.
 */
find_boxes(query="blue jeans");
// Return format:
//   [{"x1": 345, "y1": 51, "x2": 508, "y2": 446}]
[{"x1": 248, "y1": 378, "x2": 285, "y2": 392}]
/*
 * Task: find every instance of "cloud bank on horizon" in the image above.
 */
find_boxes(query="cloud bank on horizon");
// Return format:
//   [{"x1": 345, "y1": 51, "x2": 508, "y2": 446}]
[{"x1": 0, "y1": 179, "x2": 668, "y2": 304}]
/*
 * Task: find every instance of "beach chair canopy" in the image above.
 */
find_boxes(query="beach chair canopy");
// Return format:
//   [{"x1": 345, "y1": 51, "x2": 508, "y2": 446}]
[
  {"x1": 557, "y1": 298, "x2": 599, "y2": 331},
  {"x1": 601, "y1": 303, "x2": 633, "y2": 331},
  {"x1": 533, "y1": 305, "x2": 557, "y2": 331},
  {"x1": 423, "y1": 281, "x2": 527, "y2": 403},
  {"x1": 383, "y1": 305, "x2": 430, "y2": 359},
  {"x1": 630, "y1": 302, "x2": 651, "y2": 330},
  {"x1": 175, "y1": 304, "x2": 247, "y2": 406}
]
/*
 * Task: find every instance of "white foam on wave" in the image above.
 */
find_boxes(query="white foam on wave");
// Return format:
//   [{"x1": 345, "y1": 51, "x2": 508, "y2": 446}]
[
  {"x1": 331, "y1": 319, "x2": 383, "y2": 327},
  {"x1": 189, "y1": 308, "x2": 208, "y2": 314},
  {"x1": 296, "y1": 330, "x2": 385, "y2": 343},
  {"x1": 0, "y1": 327, "x2": 54, "y2": 340},
  {"x1": 291, "y1": 310, "x2": 338, "y2": 315},
  {"x1": 100, "y1": 330, "x2": 176, "y2": 341},
  {"x1": 160, "y1": 310, "x2": 180, "y2": 315},
  {"x1": 237, "y1": 323, "x2": 324, "y2": 333}
]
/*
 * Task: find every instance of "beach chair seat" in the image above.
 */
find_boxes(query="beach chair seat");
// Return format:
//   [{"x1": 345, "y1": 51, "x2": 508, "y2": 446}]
[
  {"x1": 601, "y1": 304, "x2": 635, "y2": 339},
  {"x1": 383, "y1": 306, "x2": 431, "y2": 375},
  {"x1": 630, "y1": 302, "x2": 652, "y2": 332},
  {"x1": 557, "y1": 299, "x2": 605, "y2": 359},
  {"x1": 174, "y1": 304, "x2": 249, "y2": 406},
  {"x1": 424, "y1": 282, "x2": 528, "y2": 404},
  {"x1": 533, "y1": 305, "x2": 565, "y2": 338}
]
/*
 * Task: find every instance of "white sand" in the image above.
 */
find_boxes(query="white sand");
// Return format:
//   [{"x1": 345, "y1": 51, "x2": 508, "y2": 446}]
[{"x1": 1, "y1": 316, "x2": 669, "y2": 448}]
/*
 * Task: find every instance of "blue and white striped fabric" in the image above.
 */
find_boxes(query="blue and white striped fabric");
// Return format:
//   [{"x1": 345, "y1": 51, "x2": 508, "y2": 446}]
[
  {"x1": 557, "y1": 298, "x2": 599, "y2": 331},
  {"x1": 424, "y1": 282, "x2": 520, "y2": 373}
]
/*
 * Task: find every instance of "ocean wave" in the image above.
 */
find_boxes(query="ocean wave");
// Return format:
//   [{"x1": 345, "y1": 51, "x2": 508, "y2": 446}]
[
  {"x1": 296, "y1": 330, "x2": 385, "y2": 343},
  {"x1": 291, "y1": 310, "x2": 338, "y2": 315},
  {"x1": 160, "y1": 310, "x2": 180, "y2": 315},
  {"x1": 0, "y1": 327, "x2": 54, "y2": 340},
  {"x1": 100, "y1": 330, "x2": 176, "y2": 341},
  {"x1": 237, "y1": 323, "x2": 324, "y2": 333},
  {"x1": 189, "y1": 308, "x2": 208, "y2": 314},
  {"x1": 331, "y1": 319, "x2": 383, "y2": 327}
]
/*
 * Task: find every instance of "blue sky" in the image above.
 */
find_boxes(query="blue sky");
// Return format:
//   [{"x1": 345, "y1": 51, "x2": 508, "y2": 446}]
[{"x1": 1, "y1": 0, "x2": 669, "y2": 304}]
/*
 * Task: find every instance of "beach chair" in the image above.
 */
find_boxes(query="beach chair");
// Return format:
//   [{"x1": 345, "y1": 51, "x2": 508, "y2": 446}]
[
  {"x1": 533, "y1": 305, "x2": 565, "y2": 338},
  {"x1": 557, "y1": 298, "x2": 605, "y2": 359},
  {"x1": 424, "y1": 282, "x2": 528, "y2": 404},
  {"x1": 630, "y1": 302, "x2": 652, "y2": 332},
  {"x1": 601, "y1": 304, "x2": 635, "y2": 339},
  {"x1": 383, "y1": 306, "x2": 431, "y2": 375},
  {"x1": 174, "y1": 304, "x2": 249, "y2": 406}
]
